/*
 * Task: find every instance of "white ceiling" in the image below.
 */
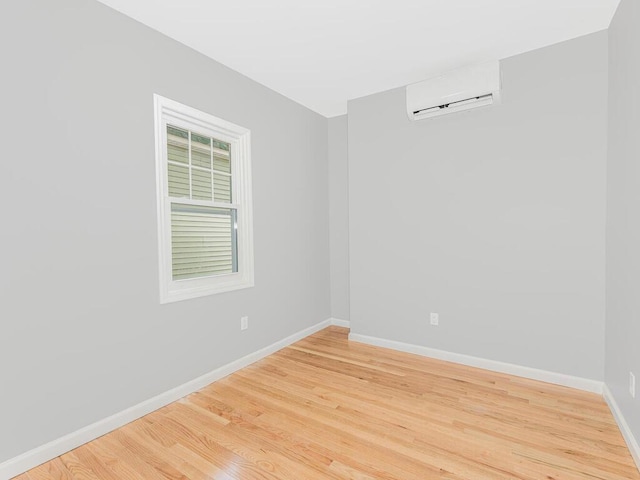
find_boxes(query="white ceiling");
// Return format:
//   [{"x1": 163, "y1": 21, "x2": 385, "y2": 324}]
[{"x1": 96, "y1": 0, "x2": 620, "y2": 117}]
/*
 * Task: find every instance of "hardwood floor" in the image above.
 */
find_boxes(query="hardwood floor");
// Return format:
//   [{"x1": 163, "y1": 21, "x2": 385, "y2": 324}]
[{"x1": 17, "y1": 326, "x2": 640, "y2": 480}]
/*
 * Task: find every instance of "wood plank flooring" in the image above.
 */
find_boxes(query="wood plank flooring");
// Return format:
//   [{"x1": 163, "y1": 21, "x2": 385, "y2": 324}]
[{"x1": 16, "y1": 326, "x2": 640, "y2": 480}]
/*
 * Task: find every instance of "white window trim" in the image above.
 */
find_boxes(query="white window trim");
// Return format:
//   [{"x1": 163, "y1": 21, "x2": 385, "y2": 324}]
[{"x1": 154, "y1": 94, "x2": 254, "y2": 304}]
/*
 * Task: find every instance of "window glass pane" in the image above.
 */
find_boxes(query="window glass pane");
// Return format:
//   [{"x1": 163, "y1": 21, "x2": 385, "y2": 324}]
[
  {"x1": 168, "y1": 163, "x2": 190, "y2": 198},
  {"x1": 192, "y1": 168, "x2": 212, "y2": 201},
  {"x1": 171, "y1": 204, "x2": 237, "y2": 280},
  {"x1": 213, "y1": 140, "x2": 231, "y2": 173},
  {"x1": 167, "y1": 126, "x2": 189, "y2": 164},
  {"x1": 214, "y1": 172, "x2": 232, "y2": 203},
  {"x1": 191, "y1": 133, "x2": 211, "y2": 169}
]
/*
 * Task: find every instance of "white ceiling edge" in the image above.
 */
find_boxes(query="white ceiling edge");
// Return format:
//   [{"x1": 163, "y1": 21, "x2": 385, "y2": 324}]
[{"x1": 95, "y1": 0, "x2": 621, "y2": 118}]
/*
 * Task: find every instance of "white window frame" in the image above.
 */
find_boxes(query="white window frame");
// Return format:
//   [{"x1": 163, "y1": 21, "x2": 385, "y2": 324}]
[{"x1": 154, "y1": 94, "x2": 254, "y2": 303}]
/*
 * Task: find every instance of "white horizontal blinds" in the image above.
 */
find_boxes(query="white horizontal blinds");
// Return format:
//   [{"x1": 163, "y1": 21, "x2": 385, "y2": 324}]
[
  {"x1": 171, "y1": 205, "x2": 236, "y2": 280},
  {"x1": 166, "y1": 125, "x2": 237, "y2": 280}
]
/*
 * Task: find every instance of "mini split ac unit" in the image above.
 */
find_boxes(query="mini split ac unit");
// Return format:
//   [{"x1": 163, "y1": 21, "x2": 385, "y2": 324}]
[{"x1": 406, "y1": 61, "x2": 502, "y2": 121}]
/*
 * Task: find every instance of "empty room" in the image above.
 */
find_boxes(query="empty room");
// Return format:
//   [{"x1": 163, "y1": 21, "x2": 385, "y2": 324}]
[{"x1": 1, "y1": 0, "x2": 639, "y2": 478}]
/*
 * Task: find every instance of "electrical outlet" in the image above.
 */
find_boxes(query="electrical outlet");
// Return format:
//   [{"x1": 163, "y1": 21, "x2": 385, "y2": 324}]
[
  {"x1": 630, "y1": 372, "x2": 636, "y2": 399},
  {"x1": 241, "y1": 316, "x2": 249, "y2": 331},
  {"x1": 430, "y1": 312, "x2": 439, "y2": 326}
]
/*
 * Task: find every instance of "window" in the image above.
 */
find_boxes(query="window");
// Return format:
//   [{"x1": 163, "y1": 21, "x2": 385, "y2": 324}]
[{"x1": 154, "y1": 95, "x2": 254, "y2": 303}]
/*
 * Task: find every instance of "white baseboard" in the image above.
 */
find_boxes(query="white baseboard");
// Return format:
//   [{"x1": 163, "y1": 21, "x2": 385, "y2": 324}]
[
  {"x1": 348, "y1": 332, "x2": 603, "y2": 394},
  {"x1": 330, "y1": 317, "x2": 350, "y2": 328},
  {"x1": 603, "y1": 384, "x2": 640, "y2": 472},
  {"x1": 0, "y1": 318, "x2": 333, "y2": 480}
]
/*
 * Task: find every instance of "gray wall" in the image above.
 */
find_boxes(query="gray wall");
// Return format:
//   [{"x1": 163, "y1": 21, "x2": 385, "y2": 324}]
[
  {"x1": 606, "y1": 0, "x2": 640, "y2": 443},
  {"x1": 0, "y1": 0, "x2": 329, "y2": 462},
  {"x1": 328, "y1": 115, "x2": 350, "y2": 321},
  {"x1": 348, "y1": 31, "x2": 608, "y2": 380}
]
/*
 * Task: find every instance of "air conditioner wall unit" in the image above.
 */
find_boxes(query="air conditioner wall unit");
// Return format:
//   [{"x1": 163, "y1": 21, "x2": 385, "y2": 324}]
[{"x1": 406, "y1": 61, "x2": 502, "y2": 121}]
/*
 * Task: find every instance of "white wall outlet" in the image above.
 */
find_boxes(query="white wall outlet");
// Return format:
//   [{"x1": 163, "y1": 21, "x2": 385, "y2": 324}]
[
  {"x1": 241, "y1": 316, "x2": 249, "y2": 331},
  {"x1": 630, "y1": 372, "x2": 636, "y2": 399},
  {"x1": 430, "y1": 312, "x2": 439, "y2": 326}
]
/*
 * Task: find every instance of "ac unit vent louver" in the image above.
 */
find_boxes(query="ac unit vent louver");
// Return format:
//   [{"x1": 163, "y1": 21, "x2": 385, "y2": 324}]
[{"x1": 407, "y1": 61, "x2": 501, "y2": 121}]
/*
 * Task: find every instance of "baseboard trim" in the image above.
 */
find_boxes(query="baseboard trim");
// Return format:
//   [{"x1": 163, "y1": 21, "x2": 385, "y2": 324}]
[
  {"x1": 329, "y1": 317, "x2": 350, "y2": 328},
  {"x1": 0, "y1": 318, "x2": 332, "y2": 480},
  {"x1": 603, "y1": 384, "x2": 640, "y2": 472},
  {"x1": 348, "y1": 332, "x2": 603, "y2": 394}
]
